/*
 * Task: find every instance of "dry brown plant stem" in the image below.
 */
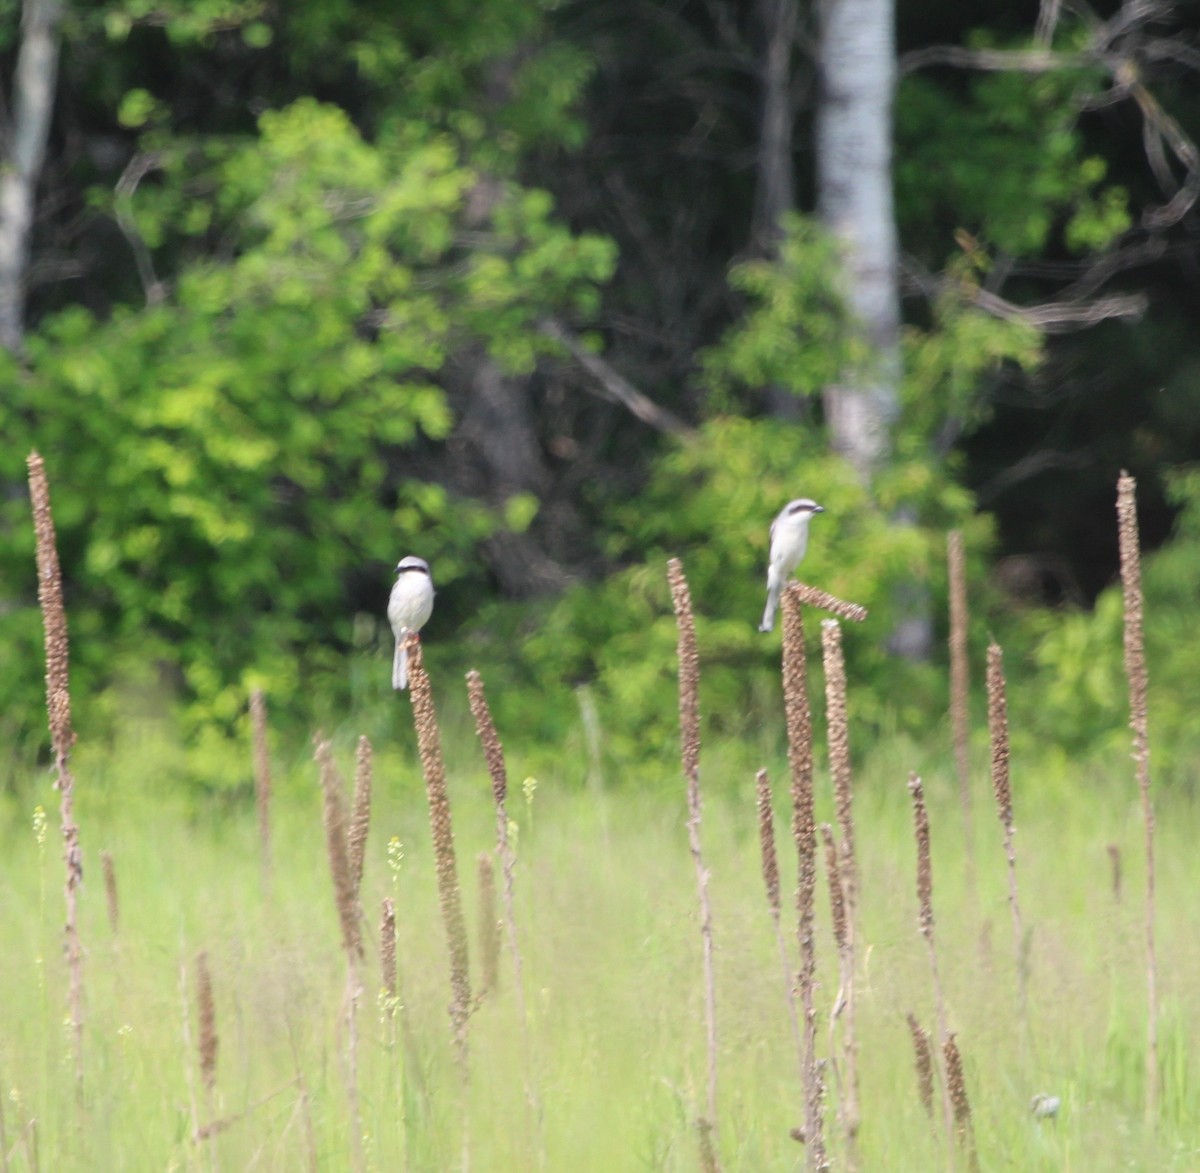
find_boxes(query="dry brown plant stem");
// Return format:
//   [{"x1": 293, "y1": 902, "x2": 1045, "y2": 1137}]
[
  {"x1": 780, "y1": 586, "x2": 825, "y2": 1171},
  {"x1": 905, "y1": 1012, "x2": 935, "y2": 1120},
  {"x1": 908, "y1": 773, "x2": 957, "y2": 1164},
  {"x1": 27, "y1": 451, "x2": 84, "y2": 1098},
  {"x1": 947, "y1": 531, "x2": 975, "y2": 881},
  {"x1": 476, "y1": 853, "x2": 500, "y2": 998},
  {"x1": 348, "y1": 735, "x2": 373, "y2": 901},
  {"x1": 249, "y1": 689, "x2": 272, "y2": 890},
  {"x1": 821, "y1": 620, "x2": 859, "y2": 1158},
  {"x1": 1117, "y1": 471, "x2": 1158, "y2": 1120},
  {"x1": 942, "y1": 1033, "x2": 979, "y2": 1171},
  {"x1": 790, "y1": 582, "x2": 869, "y2": 624},
  {"x1": 195, "y1": 950, "x2": 218, "y2": 1163},
  {"x1": 313, "y1": 737, "x2": 365, "y2": 1171},
  {"x1": 987, "y1": 641, "x2": 1027, "y2": 1034},
  {"x1": 407, "y1": 632, "x2": 473, "y2": 1155},
  {"x1": 667, "y1": 559, "x2": 723, "y2": 1168},
  {"x1": 101, "y1": 851, "x2": 119, "y2": 935},
  {"x1": 756, "y1": 769, "x2": 806, "y2": 1083},
  {"x1": 465, "y1": 670, "x2": 542, "y2": 1154}
]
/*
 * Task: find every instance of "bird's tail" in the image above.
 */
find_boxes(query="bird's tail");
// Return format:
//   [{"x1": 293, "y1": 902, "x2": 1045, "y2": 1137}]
[
  {"x1": 759, "y1": 579, "x2": 781, "y2": 633},
  {"x1": 392, "y1": 637, "x2": 409, "y2": 691}
]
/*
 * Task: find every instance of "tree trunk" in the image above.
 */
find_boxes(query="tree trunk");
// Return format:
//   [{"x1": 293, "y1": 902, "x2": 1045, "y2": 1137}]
[
  {"x1": 0, "y1": 0, "x2": 62, "y2": 353},
  {"x1": 754, "y1": 0, "x2": 805, "y2": 420},
  {"x1": 815, "y1": 0, "x2": 900, "y2": 483}
]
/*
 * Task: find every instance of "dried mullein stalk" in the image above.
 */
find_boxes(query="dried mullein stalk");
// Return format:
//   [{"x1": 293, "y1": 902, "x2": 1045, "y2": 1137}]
[
  {"x1": 314, "y1": 737, "x2": 362, "y2": 960},
  {"x1": 942, "y1": 1033, "x2": 979, "y2": 1170},
  {"x1": 27, "y1": 451, "x2": 84, "y2": 1096},
  {"x1": 821, "y1": 825, "x2": 847, "y2": 954},
  {"x1": 821, "y1": 619, "x2": 860, "y2": 1150},
  {"x1": 947, "y1": 531, "x2": 974, "y2": 871},
  {"x1": 408, "y1": 634, "x2": 472, "y2": 1068},
  {"x1": 908, "y1": 773, "x2": 956, "y2": 1151},
  {"x1": 757, "y1": 768, "x2": 805, "y2": 1084},
  {"x1": 1117, "y1": 471, "x2": 1158, "y2": 1119},
  {"x1": 348, "y1": 735, "x2": 373, "y2": 901},
  {"x1": 101, "y1": 851, "x2": 119, "y2": 935},
  {"x1": 790, "y1": 583, "x2": 868, "y2": 624},
  {"x1": 465, "y1": 668, "x2": 541, "y2": 1149},
  {"x1": 667, "y1": 558, "x2": 722, "y2": 1168},
  {"x1": 196, "y1": 951, "x2": 218, "y2": 1095},
  {"x1": 250, "y1": 688, "x2": 272, "y2": 886},
  {"x1": 380, "y1": 898, "x2": 397, "y2": 1002},
  {"x1": 1108, "y1": 843, "x2": 1122, "y2": 903},
  {"x1": 756, "y1": 768, "x2": 781, "y2": 921},
  {"x1": 987, "y1": 641, "x2": 1027, "y2": 1029},
  {"x1": 905, "y1": 1012, "x2": 935, "y2": 1120},
  {"x1": 476, "y1": 853, "x2": 500, "y2": 999},
  {"x1": 781, "y1": 585, "x2": 824, "y2": 1172}
]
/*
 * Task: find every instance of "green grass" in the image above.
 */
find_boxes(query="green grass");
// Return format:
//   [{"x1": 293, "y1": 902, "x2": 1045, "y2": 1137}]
[{"x1": 1, "y1": 723, "x2": 1198, "y2": 1171}]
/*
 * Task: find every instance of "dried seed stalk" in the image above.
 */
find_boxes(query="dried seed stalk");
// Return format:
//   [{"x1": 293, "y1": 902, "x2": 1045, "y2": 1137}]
[
  {"x1": 757, "y1": 769, "x2": 806, "y2": 1085},
  {"x1": 905, "y1": 1012, "x2": 935, "y2": 1120},
  {"x1": 947, "y1": 532, "x2": 974, "y2": 873},
  {"x1": 987, "y1": 641, "x2": 1027, "y2": 1029},
  {"x1": 465, "y1": 668, "x2": 541, "y2": 1151},
  {"x1": 476, "y1": 853, "x2": 500, "y2": 999},
  {"x1": 821, "y1": 619, "x2": 860, "y2": 1153},
  {"x1": 408, "y1": 634, "x2": 472, "y2": 1069},
  {"x1": 101, "y1": 850, "x2": 119, "y2": 935},
  {"x1": 348, "y1": 735, "x2": 373, "y2": 901},
  {"x1": 781, "y1": 586, "x2": 824, "y2": 1171},
  {"x1": 196, "y1": 951, "x2": 218, "y2": 1095},
  {"x1": 789, "y1": 582, "x2": 868, "y2": 624},
  {"x1": 908, "y1": 773, "x2": 956, "y2": 1160},
  {"x1": 27, "y1": 452, "x2": 84, "y2": 1096},
  {"x1": 314, "y1": 738, "x2": 362, "y2": 959},
  {"x1": 942, "y1": 1034, "x2": 979, "y2": 1170},
  {"x1": 380, "y1": 898, "x2": 397, "y2": 1001},
  {"x1": 1117, "y1": 471, "x2": 1158, "y2": 1120},
  {"x1": 667, "y1": 558, "x2": 722, "y2": 1167}
]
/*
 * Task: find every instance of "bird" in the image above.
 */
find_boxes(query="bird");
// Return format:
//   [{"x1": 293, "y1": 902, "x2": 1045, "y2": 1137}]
[
  {"x1": 388, "y1": 556, "x2": 435, "y2": 690},
  {"x1": 758, "y1": 498, "x2": 825, "y2": 633}
]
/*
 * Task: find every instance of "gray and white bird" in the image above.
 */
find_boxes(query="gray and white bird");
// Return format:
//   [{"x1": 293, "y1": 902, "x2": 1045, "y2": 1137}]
[
  {"x1": 758, "y1": 498, "x2": 824, "y2": 633},
  {"x1": 388, "y1": 555, "x2": 435, "y2": 690}
]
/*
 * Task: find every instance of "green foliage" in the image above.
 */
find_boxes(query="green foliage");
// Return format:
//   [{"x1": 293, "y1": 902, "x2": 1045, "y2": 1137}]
[
  {"x1": 701, "y1": 215, "x2": 863, "y2": 406},
  {"x1": 0, "y1": 99, "x2": 614, "y2": 746},
  {"x1": 896, "y1": 43, "x2": 1130, "y2": 261},
  {"x1": 1014, "y1": 467, "x2": 1200, "y2": 771},
  {"x1": 902, "y1": 250, "x2": 1044, "y2": 439},
  {"x1": 464, "y1": 417, "x2": 984, "y2": 759}
]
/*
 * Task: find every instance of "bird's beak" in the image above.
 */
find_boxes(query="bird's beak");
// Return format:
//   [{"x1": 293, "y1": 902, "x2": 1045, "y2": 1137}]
[{"x1": 813, "y1": 505, "x2": 825, "y2": 514}]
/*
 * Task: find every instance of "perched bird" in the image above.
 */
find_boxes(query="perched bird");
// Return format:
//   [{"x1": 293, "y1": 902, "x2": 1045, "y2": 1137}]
[
  {"x1": 388, "y1": 556, "x2": 435, "y2": 690},
  {"x1": 758, "y1": 498, "x2": 825, "y2": 633}
]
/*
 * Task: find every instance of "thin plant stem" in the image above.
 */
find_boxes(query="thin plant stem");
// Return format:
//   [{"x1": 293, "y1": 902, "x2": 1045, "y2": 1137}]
[
  {"x1": 407, "y1": 635, "x2": 472, "y2": 1169},
  {"x1": 756, "y1": 769, "x2": 806, "y2": 1084},
  {"x1": 26, "y1": 451, "x2": 84, "y2": 1101},
  {"x1": 667, "y1": 558, "x2": 723, "y2": 1168},
  {"x1": 781, "y1": 585, "x2": 825, "y2": 1171},
  {"x1": 947, "y1": 531, "x2": 975, "y2": 885},
  {"x1": 465, "y1": 668, "x2": 542, "y2": 1157},
  {"x1": 986, "y1": 641, "x2": 1027, "y2": 1039},
  {"x1": 821, "y1": 619, "x2": 859, "y2": 1159},
  {"x1": 908, "y1": 773, "x2": 957, "y2": 1167},
  {"x1": 1117, "y1": 471, "x2": 1158, "y2": 1121}
]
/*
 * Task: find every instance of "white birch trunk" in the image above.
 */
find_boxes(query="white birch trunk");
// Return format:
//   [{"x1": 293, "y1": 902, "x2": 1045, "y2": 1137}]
[
  {"x1": 815, "y1": 0, "x2": 900, "y2": 483},
  {"x1": 0, "y1": 0, "x2": 62, "y2": 352}
]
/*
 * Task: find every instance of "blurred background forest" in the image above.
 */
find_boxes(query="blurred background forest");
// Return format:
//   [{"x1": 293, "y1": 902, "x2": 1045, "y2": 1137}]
[{"x1": 4, "y1": 0, "x2": 1200, "y2": 783}]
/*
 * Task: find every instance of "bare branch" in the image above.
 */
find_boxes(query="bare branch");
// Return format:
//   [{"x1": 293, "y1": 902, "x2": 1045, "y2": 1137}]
[{"x1": 538, "y1": 318, "x2": 693, "y2": 435}]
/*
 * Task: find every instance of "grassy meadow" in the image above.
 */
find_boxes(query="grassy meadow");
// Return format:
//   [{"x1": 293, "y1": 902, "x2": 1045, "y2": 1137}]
[{"x1": 2, "y1": 669, "x2": 1198, "y2": 1172}]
